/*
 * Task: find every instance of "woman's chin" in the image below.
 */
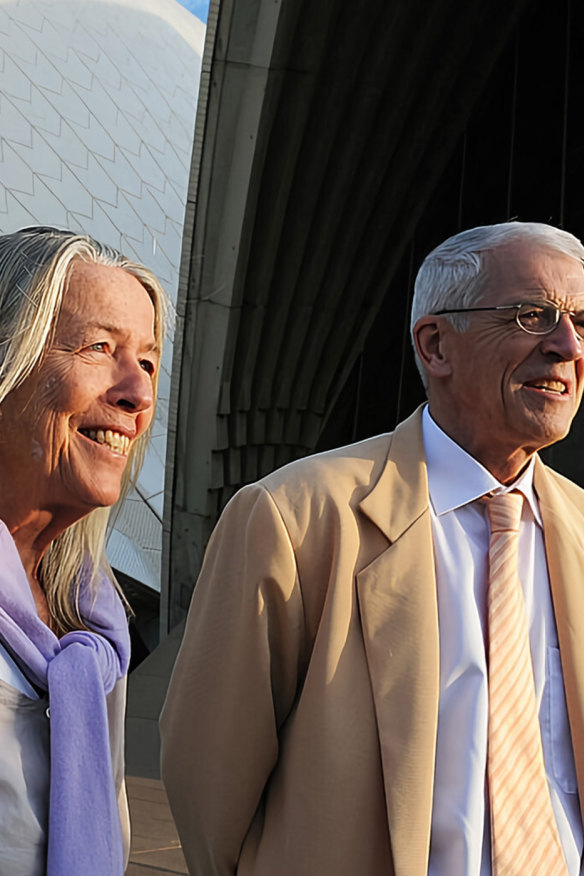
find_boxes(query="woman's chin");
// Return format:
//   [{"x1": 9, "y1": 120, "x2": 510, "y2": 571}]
[{"x1": 60, "y1": 477, "x2": 125, "y2": 518}]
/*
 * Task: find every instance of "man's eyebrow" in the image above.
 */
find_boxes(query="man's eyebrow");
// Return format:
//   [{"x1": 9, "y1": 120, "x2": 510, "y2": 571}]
[{"x1": 523, "y1": 292, "x2": 584, "y2": 307}]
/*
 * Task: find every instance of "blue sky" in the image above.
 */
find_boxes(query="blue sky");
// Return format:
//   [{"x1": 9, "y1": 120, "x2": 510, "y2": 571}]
[{"x1": 176, "y1": 0, "x2": 209, "y2": 23}]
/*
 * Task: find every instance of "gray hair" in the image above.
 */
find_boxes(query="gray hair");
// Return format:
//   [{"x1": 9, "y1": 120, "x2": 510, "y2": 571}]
[
  {"x1": 0, "y1": 226, "x2": 167, "y2": 633},
  {"x1": 410, "y1": 221, "x2": 584, "y2": 388}
]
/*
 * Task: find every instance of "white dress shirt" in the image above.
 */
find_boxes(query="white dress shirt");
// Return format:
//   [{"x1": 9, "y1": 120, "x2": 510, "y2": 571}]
[{"x1": 423, "y1": 406, "x2": 583, "y2": 876}]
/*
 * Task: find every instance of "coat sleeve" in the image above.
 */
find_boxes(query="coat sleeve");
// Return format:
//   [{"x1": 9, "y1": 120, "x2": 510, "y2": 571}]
[{"x1": 160, "y1": 482, "x2": 306, "y2": 875}]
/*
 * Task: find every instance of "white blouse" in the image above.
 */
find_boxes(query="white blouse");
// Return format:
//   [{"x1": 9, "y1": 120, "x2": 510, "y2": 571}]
[{"x1": 0, "y1": 674, "x2": 49, "y2": 875}]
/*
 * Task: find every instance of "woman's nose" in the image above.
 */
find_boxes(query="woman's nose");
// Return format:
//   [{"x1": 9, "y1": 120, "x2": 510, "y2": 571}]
[{"x1": 108, "y1": 360, "x2": 154, "y2": 413}]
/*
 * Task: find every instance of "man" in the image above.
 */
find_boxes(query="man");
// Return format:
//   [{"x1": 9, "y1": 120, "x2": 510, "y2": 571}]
[{"x1": 161, "y1": 222, "x2": 584, "y2": 875}]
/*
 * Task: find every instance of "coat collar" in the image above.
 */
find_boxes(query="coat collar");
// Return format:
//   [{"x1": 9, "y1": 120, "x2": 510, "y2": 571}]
[
  {"x1": 357, "y1": 406, "x2": 439, "y2": 876},
  {"x1": 359, "y1": 406, "x2": 429, "y2": 543}
]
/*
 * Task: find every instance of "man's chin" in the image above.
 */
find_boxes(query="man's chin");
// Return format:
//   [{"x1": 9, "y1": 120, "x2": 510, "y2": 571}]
[{"x1": 521, "y1": 419, "x2": 575, "y2": 453}]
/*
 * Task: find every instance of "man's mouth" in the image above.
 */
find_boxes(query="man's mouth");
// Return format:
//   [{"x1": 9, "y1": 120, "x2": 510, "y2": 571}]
[
  {"x1": 523, "y1": 378, "x2": 568, "y2": 395},
  {"x1": 78, "y1": 428, "x2": 131, "y2": 455}
]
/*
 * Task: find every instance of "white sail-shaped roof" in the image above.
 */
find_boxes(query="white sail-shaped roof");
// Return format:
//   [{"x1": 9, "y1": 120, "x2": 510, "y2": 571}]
[{"x1": 0, "y1": 0, "x2": 205, "y2": 590}]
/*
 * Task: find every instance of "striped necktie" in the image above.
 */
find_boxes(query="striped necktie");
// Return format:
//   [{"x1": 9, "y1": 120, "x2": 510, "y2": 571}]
[{"x1": 484, "y1": 491, "x2": 567, "y2": 876}]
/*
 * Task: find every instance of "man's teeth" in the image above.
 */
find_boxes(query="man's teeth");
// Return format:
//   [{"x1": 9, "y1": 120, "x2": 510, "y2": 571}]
[{"x1": 81, "y1": 429, "x2": 130, "y2": 454}]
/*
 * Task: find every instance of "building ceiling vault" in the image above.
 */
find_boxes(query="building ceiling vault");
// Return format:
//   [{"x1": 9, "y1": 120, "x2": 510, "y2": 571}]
[{"x1": 163, "y1": 0, "x2": 531, "y2": 628}]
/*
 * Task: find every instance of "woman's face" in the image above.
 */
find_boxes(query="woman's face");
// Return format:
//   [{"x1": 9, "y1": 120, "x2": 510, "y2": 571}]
[{"x1": 0, "y1": 260, "x2": 158, "y2": 517}]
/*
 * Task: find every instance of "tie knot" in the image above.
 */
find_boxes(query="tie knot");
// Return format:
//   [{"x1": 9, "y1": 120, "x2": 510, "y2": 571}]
[{"x1": 482, "y1": 490, "x2": 524, "y2": 534}]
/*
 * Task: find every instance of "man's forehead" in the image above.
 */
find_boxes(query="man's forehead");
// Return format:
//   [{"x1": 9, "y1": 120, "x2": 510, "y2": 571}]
[
  {"x1": 486, "y1": 239, "x2": 583, "y2": 270},
  {"x1": 481, "y1": 242, "x2": 584, "y2": 300}
]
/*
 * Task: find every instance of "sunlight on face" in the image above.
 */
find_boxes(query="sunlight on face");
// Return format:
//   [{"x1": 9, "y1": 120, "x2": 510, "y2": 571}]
[
  {"x1": 434, "y1": 242, "x2": 584, "y2": 478},
  {"x1": 0, "y1": 261, "x2": 159, "y2": 518}
]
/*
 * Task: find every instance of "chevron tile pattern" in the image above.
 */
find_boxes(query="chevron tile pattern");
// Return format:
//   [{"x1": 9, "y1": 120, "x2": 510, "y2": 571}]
[{"x1": 0, "y1": 0, "x2": 204, "y2": 590}]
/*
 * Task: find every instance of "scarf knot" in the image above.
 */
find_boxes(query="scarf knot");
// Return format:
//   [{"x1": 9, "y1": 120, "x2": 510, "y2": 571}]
[{"x1": 59, "y1": 629, "x2": 125, "y2": 695}]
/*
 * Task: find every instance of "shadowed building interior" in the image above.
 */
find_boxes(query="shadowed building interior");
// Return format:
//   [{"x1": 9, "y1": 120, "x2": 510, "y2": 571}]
[
  {"x1": 125, "y1": 0, "x2": 584, "y2": 795},
  {"x1": 161, "y1": 0, "x2": 584, "y2": 633}
]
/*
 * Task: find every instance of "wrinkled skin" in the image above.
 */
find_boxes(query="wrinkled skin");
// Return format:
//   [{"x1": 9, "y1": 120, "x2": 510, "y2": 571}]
[
  {"x1": 414, "y1": 242, "x2": 584, "y2": 483},
  {"x1": 0, "y1": 260, "x2": 158, "y2": 614}
]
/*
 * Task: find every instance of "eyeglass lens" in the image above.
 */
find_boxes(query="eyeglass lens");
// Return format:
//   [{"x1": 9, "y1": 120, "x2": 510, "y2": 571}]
[{"x1": 517, "y1": 302, "x2": 584, "y2": 338}]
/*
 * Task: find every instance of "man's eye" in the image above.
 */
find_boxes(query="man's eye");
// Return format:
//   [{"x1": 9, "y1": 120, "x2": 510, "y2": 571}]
[
  {"x1": 518, "y1": 305, "x2": 548, "y2": 325},
  {"x1": 89, "y1": 342, "x2": 108, "y2": 352}
]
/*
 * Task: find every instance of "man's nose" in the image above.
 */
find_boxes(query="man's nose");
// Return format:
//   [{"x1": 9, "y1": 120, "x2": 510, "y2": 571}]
[{"x1": 540, "y1": 312, "x2": 584, "y2": 359}]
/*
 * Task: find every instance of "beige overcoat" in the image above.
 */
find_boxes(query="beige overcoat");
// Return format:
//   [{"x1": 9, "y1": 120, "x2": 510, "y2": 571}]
[{"x1": 160, "y1": 407, "x2": 584, "y2": 876}]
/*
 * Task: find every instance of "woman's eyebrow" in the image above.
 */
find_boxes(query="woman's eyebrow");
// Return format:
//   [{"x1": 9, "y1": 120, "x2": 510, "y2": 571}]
[
  {"x1": 74, "y1": 320, "x2": 158, "y2": 348},
  {"x1": 79, "y1": 320, "x2": 118, "y2": 334}
]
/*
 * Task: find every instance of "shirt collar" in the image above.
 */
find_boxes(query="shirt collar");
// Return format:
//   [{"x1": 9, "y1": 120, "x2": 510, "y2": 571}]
[{"x1": 422, "y1": 405, "x2": 542, "y2": 525}]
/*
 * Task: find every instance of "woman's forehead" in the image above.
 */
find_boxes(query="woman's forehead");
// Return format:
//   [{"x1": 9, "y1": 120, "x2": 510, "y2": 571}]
[{"x1": 59, "y1": 262, "x2": 156, "y2": 340}]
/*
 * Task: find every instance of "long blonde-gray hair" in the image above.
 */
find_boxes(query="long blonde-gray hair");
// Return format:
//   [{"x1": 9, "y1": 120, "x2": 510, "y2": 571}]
[{"x1": 0, "y1": 226, "x2": 166, "y2": 634}]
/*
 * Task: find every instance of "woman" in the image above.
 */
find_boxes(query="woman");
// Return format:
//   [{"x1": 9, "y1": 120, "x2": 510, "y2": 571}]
[{"x1": 0, "y1": 226, "x2": 166, "y2": 875}]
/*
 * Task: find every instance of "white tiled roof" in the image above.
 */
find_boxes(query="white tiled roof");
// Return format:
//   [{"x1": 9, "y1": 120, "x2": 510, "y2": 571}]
[{"x1": 0, "y1": 0, "x2": 205, "y2": 591}]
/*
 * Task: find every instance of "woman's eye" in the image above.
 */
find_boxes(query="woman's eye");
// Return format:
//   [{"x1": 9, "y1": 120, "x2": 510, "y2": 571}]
[
  {"x1": 89, "y1": 342, "x2": 108, "y2": 352},
  {"x1": 140, "y1": 359, "x2": 155, "y2": 376}
]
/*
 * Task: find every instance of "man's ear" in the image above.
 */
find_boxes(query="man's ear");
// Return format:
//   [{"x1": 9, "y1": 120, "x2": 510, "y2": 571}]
[{"x1": 413, "y1": 316, "x2": 453, "y2": 378}]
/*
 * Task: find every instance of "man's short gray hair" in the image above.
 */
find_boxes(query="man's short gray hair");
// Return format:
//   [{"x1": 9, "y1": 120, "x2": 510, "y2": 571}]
[{"x1": 410, "y1": 221, "x2": 584, "y2": 388}]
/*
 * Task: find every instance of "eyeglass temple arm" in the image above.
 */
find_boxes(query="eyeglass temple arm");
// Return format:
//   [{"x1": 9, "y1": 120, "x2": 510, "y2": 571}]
[{"x1": 433, "y1": 305, "x2": 519, "y2": 315}]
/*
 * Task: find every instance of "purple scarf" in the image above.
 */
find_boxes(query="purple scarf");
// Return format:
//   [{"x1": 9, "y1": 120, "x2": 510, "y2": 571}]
[{"x1": 0, "y1": 521, "x2": 130, "y2": 875}]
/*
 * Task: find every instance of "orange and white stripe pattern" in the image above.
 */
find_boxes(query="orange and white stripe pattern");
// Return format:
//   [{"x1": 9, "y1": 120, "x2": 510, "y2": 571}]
[{"x1": 484, "y1": 491, "x2": 567, "y2": 876}]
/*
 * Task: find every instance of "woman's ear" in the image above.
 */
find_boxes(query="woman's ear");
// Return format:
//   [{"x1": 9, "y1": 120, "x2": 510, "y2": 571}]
[{"x1": 413, "y1": 316, "x2": 453, "y2": 379}]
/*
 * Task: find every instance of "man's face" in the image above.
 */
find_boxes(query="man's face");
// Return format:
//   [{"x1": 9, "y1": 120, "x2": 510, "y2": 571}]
[
  {"x1": 430, "y1": 241, "x2": 584, "y2": 477},
  {"x1": 0, "y1": 260, "x2": 159, "y2": 517}
]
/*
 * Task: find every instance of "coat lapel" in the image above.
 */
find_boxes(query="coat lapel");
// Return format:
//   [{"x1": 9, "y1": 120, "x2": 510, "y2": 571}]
[
  {"x1": 357, "y1": 408, "x2": 440, "y2": 876},
  {"x1": 354, "y1": 418, "x2": 584, "y2": 870},
  {"x1": 535, "y1": 458, "x2": 584, "y2": 811}
]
